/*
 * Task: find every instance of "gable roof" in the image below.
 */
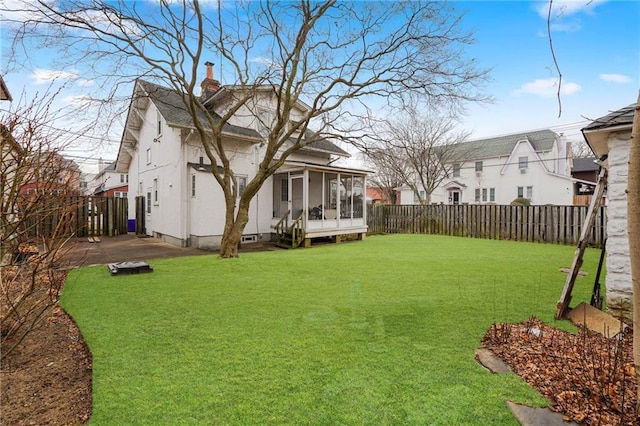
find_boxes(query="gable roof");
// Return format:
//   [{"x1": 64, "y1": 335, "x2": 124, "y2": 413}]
[
  {"x1": 0, "y1": 76, "x2": 12, "y2": 102},
  {"x1": 582, "y1": 103, "x2": 636, "y2": 166},
  {"x1": 450, "y1": 129, "x2": 558, "y2": 161},
  {"x1": 582, "y1": 104, "x2": 635, "y2": 131},
  {"x1": 137, "y1": 79, "x2": 348, "y2": 157},
  {"x1": 138, "y1": 80, "x2": 262, "y2": 140}
]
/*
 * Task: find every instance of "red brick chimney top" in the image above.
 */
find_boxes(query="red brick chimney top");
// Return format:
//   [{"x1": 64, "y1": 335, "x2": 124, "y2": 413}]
[{"x1": 201, "y1": 61, "x2": 220, "y2": 99}]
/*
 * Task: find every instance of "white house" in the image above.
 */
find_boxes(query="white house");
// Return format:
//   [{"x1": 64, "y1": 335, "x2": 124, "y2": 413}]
[
  {"x1": 91, "y1": 161, "x2": 128, "y2": 198},
  {"x1": 115, "y1": 68, "x2": 368, "y2": 249},
  {"x1": 582, "y1": 103, "x2": 634, "y2": 318},
  {"x1": 398, "y1": 129, "x2": 582, "y2": 205}
]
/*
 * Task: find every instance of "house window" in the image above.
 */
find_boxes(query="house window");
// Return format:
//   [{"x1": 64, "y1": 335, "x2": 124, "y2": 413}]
[
  {"x1": 146, "y1": 148, "x2": 151, "y2": 165},
  {"x1": 489, "y1": 188, "x2": 495, "y2": 202},
  {"x1": 235, "y1": 176, "x2": 247, "y2": 198},
  {"x1": 526, "y1": 186, "x2": 533, "y2": 200},
  {"x1": 517, "y1": 186, "x2": 524, "y2": 198},
  {"x1": 475, "y1": 188, "x2": 481, "y2": 202},
  {"x1": 281, "y1": 178, "x2": 288, "y2": 202},
  {"x1": 519, "y1": 156, "x2": 528, "y2": 169},
  {"x1": 191, "y1": 174, "x2": 196, "y2": 197},
  {"x1": 453, "y1": 163, "x2": 461, "y2": 178},
  {"x1": 157, "y1": 111, "x2": 162, "y2": 136},
  {"x1": 153, "y1": 178, "x2": 158, "y2": 204},
  {"x1": 482, "y1": 188, "x2": 487, "y2": 202},
  {"x1": 475, "y1": 161, "x2": 483, "y2": 172},
  {"x1": 120, "y1": 174, "x2": 125, "y2": 183},
  {"x1": 146, "y1": 191, "x2": 151, "y2": 213}
]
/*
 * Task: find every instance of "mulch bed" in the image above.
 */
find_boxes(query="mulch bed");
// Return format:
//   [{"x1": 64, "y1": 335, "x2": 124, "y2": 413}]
[
  {"x1": 481, "y1": 317, "x2": 639, "y2": 425},
  {"x1": 1, "y1": 304, "x2": 92, "y2": 425}
]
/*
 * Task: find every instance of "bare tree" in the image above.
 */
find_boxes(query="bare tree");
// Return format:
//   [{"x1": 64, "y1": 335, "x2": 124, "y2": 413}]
[
  {"x1": 362, "y1": 108, "x2": 470, "y2": 205},
  {"x1": 1, "y1": 90, "x2": 84, "y2": 361},
  {"x1": 4, "y1": 0, "x2": 489, "y2": 257},
  {"x1": 364, "y1": 150, "x2": 408, "y2": 205}
]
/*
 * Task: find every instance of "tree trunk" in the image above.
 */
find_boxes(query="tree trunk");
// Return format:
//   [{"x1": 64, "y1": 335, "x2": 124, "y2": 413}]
[
  {"x1": 219, "y1": 202, "x2": 250, "y2": 259},
  {"x1": 627, "y1": 92, "x2": 640, "y2": 413}
]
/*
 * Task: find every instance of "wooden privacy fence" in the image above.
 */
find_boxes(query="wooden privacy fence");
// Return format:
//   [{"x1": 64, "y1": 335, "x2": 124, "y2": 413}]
[
  {"x1": 367, "y1": 204, "x2": 607, "y2": 248},
  {"x1": 24, "y1": 196, "x2": 128, "y2": 238}
]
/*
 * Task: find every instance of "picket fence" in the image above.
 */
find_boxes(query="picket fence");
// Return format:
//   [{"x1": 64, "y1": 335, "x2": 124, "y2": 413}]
[{"x1": 366, "y1": 204, "x2": 607, "y2": 248}]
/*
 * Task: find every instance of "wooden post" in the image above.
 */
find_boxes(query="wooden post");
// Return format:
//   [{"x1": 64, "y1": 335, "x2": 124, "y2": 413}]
[{"x1": 555, "y1": 168, "x2": 608, "y2": 319}]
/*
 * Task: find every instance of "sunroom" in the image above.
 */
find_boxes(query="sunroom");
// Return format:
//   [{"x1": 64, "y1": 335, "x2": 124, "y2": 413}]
[{"x1": 271, "y1": 162, "x2": 369, "y2": 247}]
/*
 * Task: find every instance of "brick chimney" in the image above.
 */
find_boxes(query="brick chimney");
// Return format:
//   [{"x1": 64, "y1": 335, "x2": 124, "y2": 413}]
[{"x1": 200, "y1": 61, "x2": 221, "y2": 100}]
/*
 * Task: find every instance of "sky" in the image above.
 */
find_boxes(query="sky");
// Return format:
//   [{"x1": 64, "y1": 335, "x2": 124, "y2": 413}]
[{"x1": 0, "y1": 0, "x2": 638, "y2": 172}]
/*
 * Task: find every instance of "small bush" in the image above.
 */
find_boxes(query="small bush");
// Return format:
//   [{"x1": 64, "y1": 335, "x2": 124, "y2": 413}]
[{"x1": 510, "y1": 197, "x2": 531, "y2": 206}]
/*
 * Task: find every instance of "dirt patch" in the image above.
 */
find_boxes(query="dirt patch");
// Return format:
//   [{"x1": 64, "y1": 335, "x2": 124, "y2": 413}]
[
  {"x1": 1, "y1": 303, "x2": 92, "y2": 425},
  {"x1": 481, "y1": 317, "x2": 638, "y2": 425}
]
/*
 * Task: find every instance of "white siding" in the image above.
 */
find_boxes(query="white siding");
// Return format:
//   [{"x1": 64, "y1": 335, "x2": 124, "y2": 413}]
[{"x1": 429, "y1": 139, "x2": 572, "y2": 205}]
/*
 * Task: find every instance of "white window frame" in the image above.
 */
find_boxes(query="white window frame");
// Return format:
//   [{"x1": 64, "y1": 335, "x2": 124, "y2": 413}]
[
  {"x1": 235, "y1": 175, "x2": 247, "y2": 198},
  {"x1": 153, "y1": 178, "x2": 158, "y2": 204},
  {"x1": 519, "y1": 156, "x2": 529, "y2": 169},
  {"x1": 489, "y1": 188, "x2": 495, "y2": 202},
  {"x1": 146, "y1": 148, "x2": 151, "y2": 165},
  {"x1": 157, "y1": 111, "x2": 163, "y2": 136},
  {"x1": 452, "y1": 163, "x2": 461, "y2": 178},
  {"x1": 526, "y1": 186, "x2": 533, "y2": 200}
]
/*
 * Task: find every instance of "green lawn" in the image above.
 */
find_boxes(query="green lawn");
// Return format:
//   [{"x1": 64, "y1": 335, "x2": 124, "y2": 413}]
[{"x1": 61, "y1": 234, "x2": 600, "y2": 425}]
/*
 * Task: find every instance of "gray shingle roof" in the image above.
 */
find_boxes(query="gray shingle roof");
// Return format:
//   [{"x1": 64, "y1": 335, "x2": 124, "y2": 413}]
[
  {"x1": 571, "y1": 157, "x2": 599, "y2": 173},
  {"x1": 450, "y1": 129, "x2": 558, "y2": 161},
  {"x1": 582, "y1": 104, "x2": 635, "y2": 131},
  {"x1": 138, "y1": 80, "x2": 261, "y2": 139},
  {"x1": 138, "y1": 79, "x2": 349, "y2": 157}
]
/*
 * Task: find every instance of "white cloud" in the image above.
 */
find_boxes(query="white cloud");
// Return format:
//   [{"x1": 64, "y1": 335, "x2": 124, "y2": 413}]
[
  {"x1": 599, "y1": 73, "x2": 632, "y2": 84},
  {"x1": 536, "y1": 0, "x2": 607, "y2": 19},
  {"x1": 31, "y1": 69, "x2": 78, "y2": 84},
  {"x1": 512, "y1": 78, "x2": 581, "y2": 98}
]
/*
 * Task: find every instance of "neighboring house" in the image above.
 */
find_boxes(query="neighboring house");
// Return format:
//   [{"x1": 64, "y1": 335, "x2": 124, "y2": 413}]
[
  {"x1": 570, "y1": 157, "x2": 601, "y2": 205},
  {"x1": 92, "y1": 161, "x2": 128, "y2": 198},
  {"x1": 366, "y1": 186, "x2": 391, "y2": 205},
  {"x1": 19, "y1": 153, "x2": 82, "y2": 197},
  {"x1": 398, "y1": 129, "x2": 584, "y2": 205},
  {"x1": 582, "y1": 103, "x2": 634, "y2": 318},
  {"x1": 115, "y1": 68, "x2": 368, "y2": 249},
  {"x1": 80, "y1": 171, "x2": 96, "y2": 196}
]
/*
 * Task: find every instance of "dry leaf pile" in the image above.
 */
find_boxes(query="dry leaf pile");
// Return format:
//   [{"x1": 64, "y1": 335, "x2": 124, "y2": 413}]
[{"x1": 482, "y1": 317, "x2": 639, "y2": 425}]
